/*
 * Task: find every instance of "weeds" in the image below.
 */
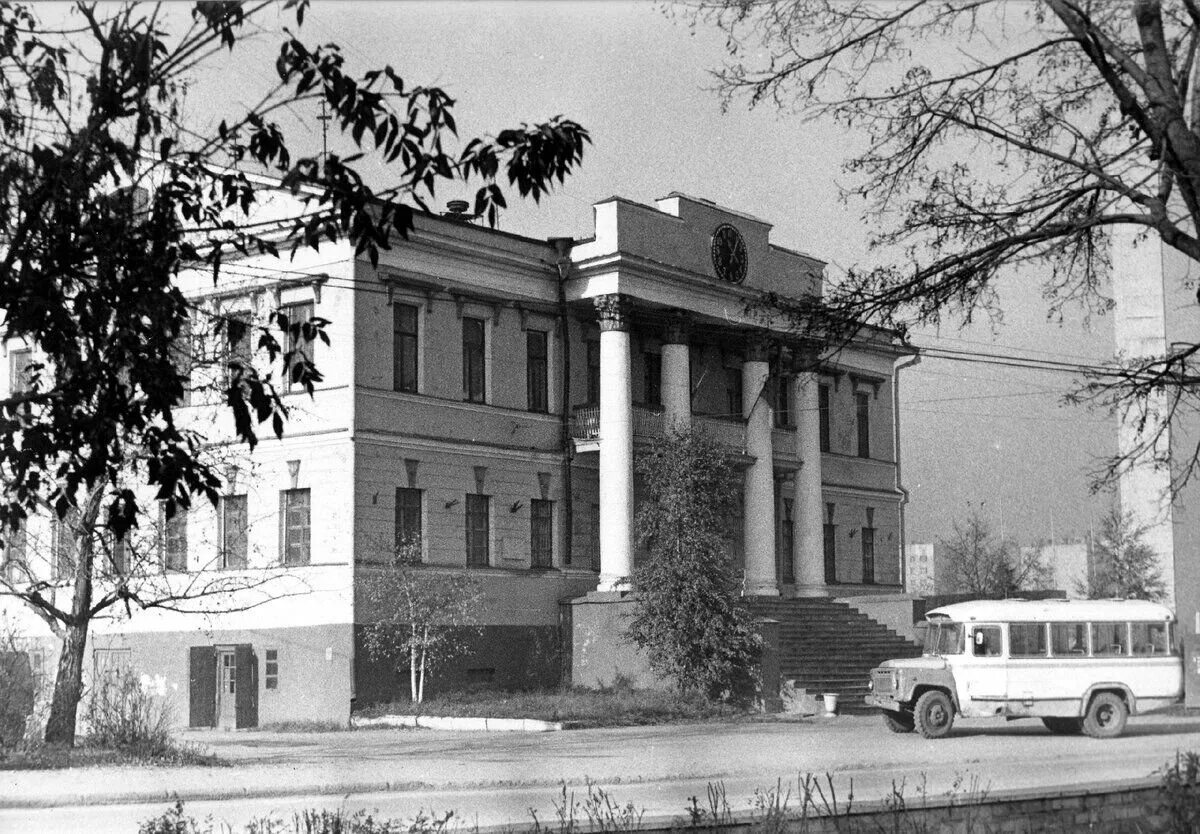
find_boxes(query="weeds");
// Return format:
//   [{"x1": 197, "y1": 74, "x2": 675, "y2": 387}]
[{"x1": 1159, "y1": 751, "x2": 1200, "y2": 834}]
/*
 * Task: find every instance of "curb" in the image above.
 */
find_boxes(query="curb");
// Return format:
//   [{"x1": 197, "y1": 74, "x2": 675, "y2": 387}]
[{"x1": 351, "y1": 714, "x2": 566, "y2": 732}]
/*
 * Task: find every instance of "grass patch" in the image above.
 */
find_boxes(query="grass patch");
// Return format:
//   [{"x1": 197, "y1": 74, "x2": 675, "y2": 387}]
[
  {"x1": 0, "y1": 738, "x2": 223, "y2": 770},
  {"x1": 355, "y1": 686, "x2": 744, "y2": 728}
]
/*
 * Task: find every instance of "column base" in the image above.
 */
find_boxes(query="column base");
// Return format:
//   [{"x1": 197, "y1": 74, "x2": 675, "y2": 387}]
[
  {"x1": 744, "y1": 581, "x2": 780, "y2": 597},
  {"x1": 597, "y1": 574, "x2": 632, "y2": 593},
  {"x1": 792, "y1": 584, "x2": 830, "y2": 598}
]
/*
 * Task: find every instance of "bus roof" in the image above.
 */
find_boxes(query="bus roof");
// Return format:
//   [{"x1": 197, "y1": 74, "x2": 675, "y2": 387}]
[{"x1": 926, "y1": 598, "x2": 1175, "y2": 623}]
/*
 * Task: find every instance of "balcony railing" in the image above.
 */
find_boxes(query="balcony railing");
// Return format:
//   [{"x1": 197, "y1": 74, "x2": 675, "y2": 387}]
[{"x1": 569, "y1": 405, "x2": 746, "y2": 452}]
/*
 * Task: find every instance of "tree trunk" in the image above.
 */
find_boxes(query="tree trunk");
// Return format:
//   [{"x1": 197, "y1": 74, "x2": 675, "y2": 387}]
[
  {"x1": 409, "y1": 634, "x2": 418, "y2": 703},
  {"x1": 42, "y1": 620, "x2": 89, "y2": 746},
  {"x1": 42, "y1": 485, "x2": 104, "y2": 747},
  {"x1": 417, "y1": 626, "x2": 428, "y2": 704}
]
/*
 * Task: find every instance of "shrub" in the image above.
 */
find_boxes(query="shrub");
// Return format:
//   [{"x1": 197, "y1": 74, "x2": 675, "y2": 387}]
[
  {"x1": 626, "y1": 428, "x2": 761, "y2": 700},
  {"x1": 84, "y1": 667, "x2": 173, "y2": 752}
]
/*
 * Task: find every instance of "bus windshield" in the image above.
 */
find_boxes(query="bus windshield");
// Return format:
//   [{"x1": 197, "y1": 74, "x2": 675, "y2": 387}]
[{"x1": 925, "y1": 620, "x2": 964, "y2": 655}]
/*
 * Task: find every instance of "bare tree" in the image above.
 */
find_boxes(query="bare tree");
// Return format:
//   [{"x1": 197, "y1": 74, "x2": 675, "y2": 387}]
[
  {"x1": 687, "y1": 0, "x2": 1200, "y2": 490},
  {"x1": 1079, "y1": 507, "x2": 1167, "y2": 600},
  {"x1": 940, "y1": 511, "x2": 1049, "y2": 597}
]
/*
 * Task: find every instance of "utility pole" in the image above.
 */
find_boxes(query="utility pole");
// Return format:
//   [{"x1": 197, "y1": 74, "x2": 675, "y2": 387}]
[{"x1": 317, "y1": 99, "x2": 331, "y2": 158}]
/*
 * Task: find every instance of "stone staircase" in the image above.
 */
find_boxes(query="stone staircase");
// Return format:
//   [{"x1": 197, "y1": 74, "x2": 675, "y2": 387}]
[{"x1": 749, "y1": 597, "x2": 923, "y2": 715}]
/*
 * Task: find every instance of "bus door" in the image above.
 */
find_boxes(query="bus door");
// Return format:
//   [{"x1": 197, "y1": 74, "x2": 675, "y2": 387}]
[{"x1": 958, "y1": 623, "x2": 1006, "y2": 717}]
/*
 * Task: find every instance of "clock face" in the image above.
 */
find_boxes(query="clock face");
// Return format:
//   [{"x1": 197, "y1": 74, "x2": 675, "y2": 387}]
[{"x1": 711, "y1": 224, "x2": 748, "y2": 284}]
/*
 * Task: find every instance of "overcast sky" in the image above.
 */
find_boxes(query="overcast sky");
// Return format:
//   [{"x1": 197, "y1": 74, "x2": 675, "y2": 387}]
[{"x1": 171, "y1": 0, "x2": 1118, "y2": 550}]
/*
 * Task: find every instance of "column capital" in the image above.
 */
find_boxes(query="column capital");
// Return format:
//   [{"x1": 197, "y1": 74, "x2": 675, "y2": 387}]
[
  {"x1": 785, "y1": 342, "x2": 822, "y2": 374},
  {"x1": 663, "y1": 312, "x2": 691, "y2": 345},
  {"x1": 594, "y1": 294, "x2": 634, "y2": 332},
  {"x1": 744, "y1": 337, "x2": 772, "y2": 364}
]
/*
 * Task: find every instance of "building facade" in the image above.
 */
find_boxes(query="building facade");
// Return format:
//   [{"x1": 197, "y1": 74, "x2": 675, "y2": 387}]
[{"x1": 1, "y1": 189, "x2": 914, "y2": 727}]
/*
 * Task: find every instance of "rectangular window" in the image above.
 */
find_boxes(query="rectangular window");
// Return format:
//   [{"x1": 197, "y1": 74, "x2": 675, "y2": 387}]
[
  {"x1": 264, "y1": 648, "x2": 279, "y2": 690},
  {"x1": 222, "y1": 311, "x2": 253, "y2": 390},
  {"x1": 395, "y1": 487, "x2": 423, "y2": 553},
  {"x1": 283, "y1": 301, "x2": 315, "y2": 394},
  {"x1": 393, "y1": 303, "x2": 419, "y2": 393},
  {"x1": 2, "y1": 525, "x2": 26, "y2": 583},
  {"x1": 1009, "y1": 622, "x2": 1049, "y2": 658},
  {"x1": 161, "y1": 505, "x2": 188, "y2": 572},
  {"x1": 1091, "y1": 622, "x2": 1129, "y2": 656},
  {"x1": 1131, "y1": 621, "x2": 1174, "y2": 655},
  {"x1": 778, "y1": 497, "x2": 795, "y2": 584},
  {"x1": 527, "y1": 330, "x2": 549, "y2": 413},
  {"x1": 586, "y1": 340, "x2": 601, "y2": 405},
  {"x1": 823, "y1": 503, "x2": 837, "y2": 583},
  {"x1": 53, "y1": 508, "x2": 79, "y2": 581},
  {"x1": 774, "y1": 377, "x2": 793, "y2": 428},
  {"x1": 726, "y1": 367, "x2": 743, "y2": 419},
  {"x1": 855, "y1": 391, "x2": 871, "y2": 458},
  {"x1": 1050, "y1": 622, "x2": 1089, "y2": 657},
  {"x1": 861, "y1": 508, "x2": 875, "y2": 584},
  {"x1": 643, "y1": 351, "x2": 662, "y2": 408},
  {"x1": 221, "y1": 494, "x2": 248, "y2": 570},
  {"x1": 8, "y1": 348, "x2": 32, "y2": 395},
  {"x1": 972, "y1": 625, "x2": 1002, "y2": 657},
  {"x1": 818, "y1": 384, "x2": 831, "y2": 453},
  {"x1": 110, "y1": 531, "x2": 128, "y2": 576},
  {"x1": 280, "y1": 488, "x2": 311, "y2": 566},
  {"x1": 465, "y1": 494, "x2": 490, "y2": 567},
  {"x1": 462, "y1": 317, "x2": 487, "y2": 403},
  {"x1": 531, "y1": 499, "x2": 553, "y2": 569},
  {"x1": 93, "y1": 647, "x2": 132, "y2": 682}
]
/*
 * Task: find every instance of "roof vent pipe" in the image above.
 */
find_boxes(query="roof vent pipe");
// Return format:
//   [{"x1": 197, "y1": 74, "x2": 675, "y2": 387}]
[{"x1": 443, "y1": 200, "x2": 473, "y2": 221}]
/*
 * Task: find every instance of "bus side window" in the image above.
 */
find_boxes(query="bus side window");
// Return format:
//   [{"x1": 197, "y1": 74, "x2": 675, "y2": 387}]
[
  {"x1": 973, "y1": 625, "x2": 1002, "y2": 658},
  {"x1": 1051, "y1": 622, "x2": 1087, "y2": 656},
  {"x1": 1132, "y1": 622, "x2": 1171, "y2": 655},
  {"x1": 1091, "y1": 622, "x2": 1128, "y2": 656}
]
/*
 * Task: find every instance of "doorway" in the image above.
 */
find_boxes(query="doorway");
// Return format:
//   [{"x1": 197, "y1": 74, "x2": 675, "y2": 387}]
[{"x1": 216, "y1": 648, "x2": 237, "y2": 729}]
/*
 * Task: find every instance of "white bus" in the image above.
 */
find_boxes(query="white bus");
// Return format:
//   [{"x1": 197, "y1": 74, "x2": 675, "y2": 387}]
[{"x1": 864, "y1": 599, "x2": 1183, "y2": 739}]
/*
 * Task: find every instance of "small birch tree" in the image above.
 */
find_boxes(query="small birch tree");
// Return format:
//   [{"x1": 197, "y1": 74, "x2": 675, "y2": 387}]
[{"x1": 360, "y1": 542, "x2": 483, "y2": 703}]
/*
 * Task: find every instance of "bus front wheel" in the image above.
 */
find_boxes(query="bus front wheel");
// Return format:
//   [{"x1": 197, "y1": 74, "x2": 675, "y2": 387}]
[
  {"x1": 1082, "y1": 692, "x2": 1128, "y2": 739},
  {"x1": 914, "y1": 690, "x2": 955, "y2": 739}
]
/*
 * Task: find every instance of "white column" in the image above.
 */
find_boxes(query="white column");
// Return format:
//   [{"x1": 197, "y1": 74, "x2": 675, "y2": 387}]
[
  {"x1": 661, "y1": 315, "x2": 691, "y2": 430},
  {"x1": 742, "y1": 343, "x2": 778, "y2": 596},
  {"x1": 596, "y1": 294, "x2": 634, "y2": 591},
  {"x1": 793, "y1": 367, "x2": 826, "y2": 596}
]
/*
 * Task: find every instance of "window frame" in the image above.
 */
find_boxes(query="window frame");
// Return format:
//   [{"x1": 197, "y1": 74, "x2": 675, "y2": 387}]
[
  {"x1": 526, "y1": 329, "x2": 549, "y2": 413},
  {"x1": 9, "y1": 347, "x2": 33, "y2": 395},
  {"x1": 280, "y1": 488, "x2": 312, "y2": 566},
  {"x1": 264, "y1": 648, "x2": 279, "y2": 691},
  {"x1": 392, "y1": 302, "x2": 419, "y2": 393},
  {"x1": 855, "y1": 390, "x2": 871, "y2": 458},
  {"x1": 530, "y1": 498, "x2": 554, "y2": 569},
  {"x1": 585, "y1": 340, "x2": 601, "y2": 406},
  {"x1": 220, "y1": 494, "x2": 249, "y2": 570},
  {"x1": 160, "y1": 503, "x2": 188, "y2": 572},
  {"x1": 462, "y1": 316, "x2": 487, "y2": 404},
  {"x1": 282, "y1": 301, "x2": 316, "y2": 395},
  {"x1": 394, "y1": 487, "x2": 423, "y2": 555},
  {"x1": 465, "y1": 493, "x2": 490, "y2": 567},
  {"x1": 642, "y1": 350, "x2": 662, "y2": 408},
  {"x1": 818, "y1": 383, "x2": 831, "y2": 453},
  {"x1": 725, "y1": 366, "x2": 743, "y2": 419}
]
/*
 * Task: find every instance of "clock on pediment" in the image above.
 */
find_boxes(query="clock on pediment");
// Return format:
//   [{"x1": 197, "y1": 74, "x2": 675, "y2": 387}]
[{"x1": 710, "y1": 223, "x2": 748, "y2": 284}]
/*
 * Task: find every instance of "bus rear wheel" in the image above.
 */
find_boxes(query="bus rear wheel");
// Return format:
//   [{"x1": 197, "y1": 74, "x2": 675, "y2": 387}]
[
  {"x1": 882, "y1": 710, "x2": 915, "y2": 733},
  {"x1": 914, "y1": 690, "x2": 955, "y2": 739},
  {"x1": 1082, "y1": 692, "x2": 1128, "y2": 739},
  {"x1": 1042, "y1": 717, "x2": 1083, "y2": 735}
]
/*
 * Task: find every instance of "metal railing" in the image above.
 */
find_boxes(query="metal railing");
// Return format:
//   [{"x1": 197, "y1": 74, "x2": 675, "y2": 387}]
[{"x1": 569, "y1": 405, "x2": 746, "y2": 452}]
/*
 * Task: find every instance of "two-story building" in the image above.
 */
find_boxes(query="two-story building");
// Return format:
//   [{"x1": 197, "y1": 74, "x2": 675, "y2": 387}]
[{"x1": 0, "y1": 187, "x2": 915, "y2": 727}]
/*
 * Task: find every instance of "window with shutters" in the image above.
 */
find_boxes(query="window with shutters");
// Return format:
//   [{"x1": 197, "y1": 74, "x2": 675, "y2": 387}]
[
  {"x1": 531, "y1": 499, "x2": 553, "y2": 568},
  {"x1": 280, "y1": 488, "x2": 311, "y2": 566},
  {"x1": 465, "y1": 494, "x2": 489, "y2": 567},
  {"x1": 393, "y1": 303, "x2": 419, "y2": 393}
]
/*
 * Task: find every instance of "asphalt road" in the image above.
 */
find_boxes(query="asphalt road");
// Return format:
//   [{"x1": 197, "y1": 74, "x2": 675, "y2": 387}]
[{"x1": 4, "y1": 713, "x2": 1200, "y2": 833}]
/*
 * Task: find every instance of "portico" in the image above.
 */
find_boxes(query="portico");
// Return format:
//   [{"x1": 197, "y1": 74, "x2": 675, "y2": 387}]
[{"x1": 566, "y1": 191, "x2": 909, "y2": 600}]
